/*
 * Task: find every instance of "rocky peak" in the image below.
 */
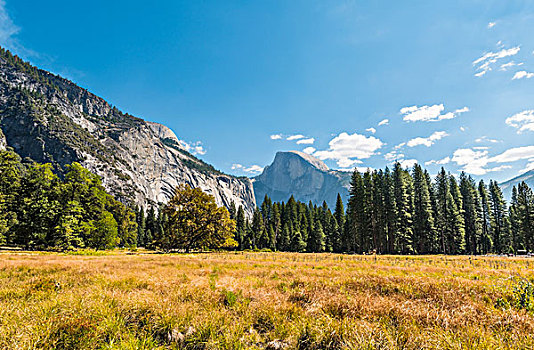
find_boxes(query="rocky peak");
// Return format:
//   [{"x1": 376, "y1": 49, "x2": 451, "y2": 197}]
[{"x1": 252, "y1": 151, "x2": 350, "y2": 208}]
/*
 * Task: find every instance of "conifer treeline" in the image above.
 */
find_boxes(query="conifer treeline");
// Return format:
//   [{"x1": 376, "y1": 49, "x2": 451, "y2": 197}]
[{"x1": 233, "y1": 163, "x2": 534, "y2": 255}]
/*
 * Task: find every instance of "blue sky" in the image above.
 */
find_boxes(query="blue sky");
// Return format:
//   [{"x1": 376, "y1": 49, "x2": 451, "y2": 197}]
[{"x1": 2, "y1": 0, "x2": 534, "y2": 181}]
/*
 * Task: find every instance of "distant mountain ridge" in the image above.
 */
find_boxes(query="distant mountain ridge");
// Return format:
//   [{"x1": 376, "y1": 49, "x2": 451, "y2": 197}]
[
  {"x1": 252, "y1": 151, "x2": 351, "y2": 208},
  {"x1": 500, "y1": 169, "x2": 534, "y2": 198},
  {"x1": 0, "y1": 47, "x2": 256, "y2": 215}
]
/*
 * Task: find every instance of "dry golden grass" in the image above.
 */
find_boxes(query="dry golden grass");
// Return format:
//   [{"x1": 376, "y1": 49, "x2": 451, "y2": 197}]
[{"x1": 1, "y1": 251, "x2": 534, "y2": 349}]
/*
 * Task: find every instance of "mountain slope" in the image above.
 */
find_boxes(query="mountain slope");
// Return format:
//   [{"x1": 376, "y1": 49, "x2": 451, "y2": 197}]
[
  {"x1": 0, "y1": 48, "x2": 256, "y2": 214},
  {"x1": 252, "y1": 151, "x2": 351, "y2": 208},
  {"x1": 500, "y1": 169, "x2": 534, "y2": 198}
]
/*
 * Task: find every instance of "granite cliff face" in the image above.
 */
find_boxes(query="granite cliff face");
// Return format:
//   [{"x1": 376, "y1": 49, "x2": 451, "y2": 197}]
[
  {"x1": 253, "y1": 151, "x2": 351, "y2": 208},
  {"x1": 0, "y1": 48, "x2": 256, "y2": 215}
]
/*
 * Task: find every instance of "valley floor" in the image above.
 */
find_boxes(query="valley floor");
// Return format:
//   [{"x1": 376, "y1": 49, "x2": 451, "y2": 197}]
[{"x1": 0, "y1": 251, "x2": 533, "y2": 349}]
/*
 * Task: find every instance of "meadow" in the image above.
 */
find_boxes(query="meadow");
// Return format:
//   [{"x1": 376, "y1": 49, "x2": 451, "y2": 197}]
[{"x1": 0, "y1": 251, "x2": 533, "y2": 349}]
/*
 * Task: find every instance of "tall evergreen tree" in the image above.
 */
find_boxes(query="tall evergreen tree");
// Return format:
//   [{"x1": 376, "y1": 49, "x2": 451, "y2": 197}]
[
  {"x1": 489, "y1": 180, "x2": 510, "y2": 253},
  {"x1": 412, "y1": 164, "x2": 436, "y2": 254},
  {"x1": 393, "y1": 163, "x2": 414, "y2": 254},
  {"x1": 333, "y1": 193, "x2": 345, "y2": 253},
  {"x1": 459, "y1": 173, "x2": 481, "y2": 255},
  {"x1": 478, "y1": 180, "x2": 494, "y2": 253}
]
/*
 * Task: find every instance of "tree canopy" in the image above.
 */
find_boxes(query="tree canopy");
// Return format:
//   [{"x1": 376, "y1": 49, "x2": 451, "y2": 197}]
[{"x1": 156, "y1": 184, "x2": 236, "y2": 252}]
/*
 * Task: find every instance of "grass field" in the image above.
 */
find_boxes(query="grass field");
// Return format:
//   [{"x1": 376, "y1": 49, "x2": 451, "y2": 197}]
[{"x1": 1, "y1": 252, "x2": 534, "y2": 349}]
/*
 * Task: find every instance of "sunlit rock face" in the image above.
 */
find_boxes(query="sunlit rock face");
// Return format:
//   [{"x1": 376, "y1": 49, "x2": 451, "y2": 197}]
[
  {"x1": 0, "y1": 51, "x2": 256, "y2": 216},
  {"x1": 253, "y1": 151, "x2": 351, "y2": 208}
]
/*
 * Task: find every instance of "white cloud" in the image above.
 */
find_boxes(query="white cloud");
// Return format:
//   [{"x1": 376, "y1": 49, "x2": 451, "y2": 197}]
[
  {"x1": 406, "y1": 131, "x2": 449, "y2": 147},
  {"x1": 302, "y1": 147, "x2": 316, "y2": 154},
  {"x1": 385, "y1": 151, "x2": 404, "y2": 162},
  {"x1": 232, "y1": 163, "x2": 263, "y2": 174},
  {"x1": 244, "y1": 165, "x2": 264, "y2": 173},
  {"x1": 500, "y1": 61, "x2": 523, "y2": 71},
  {"x1": 270, "y1": 134, "x2": 282, "y2": 140},
  {"x1": 451, "y1": 145, "x2": 534, "y2": 175},
  {"x1": 460, "y1": 126, "x2": 466, "y2": 132},
  {"x1": 490, "y1": 146, "x2": 534, "y2": 163},
  {"x1": 394, "y1": 142, "x2": 406, "y2": 150},
  {"x1": 425, "y1": 156, "x2": 450, "y2": 166},
  {"x1": 506, "y1": 110, "x2": 534, "y2": 133},
  {"x1": 399, "y1": 159, "x2": 418, "y2": 169},
  {"x1": 488, "y1": 22, "x2": 496, "y2": 29},
  {"x1": 296, "y1": 137, "x2": 315, "y2": 145},
  {"x1": 400, "y1": 104, "x2": 469, "y2": 122},
  {"x1": 473, "y1": 46, "x2": 520, "y2": 77},
  {"x1": 475, "y1": 136, "x2": 499, "y2": 143},
  {"x1": 520, "y1": 160, "x2": 534, "y2": 173},
  {"x1": 287, "y1": 134, "x2": 305, "y2": 141},
  {"x1": 0, "y1": 0, "x2": 17, "y2": 42},
  {"x1": 378, "y1": 119, "x2": 389, "y2": 126},
  {"x1": 314, "y1": 132, "x2": 383, "y2": 168},
  {"x1": 179, "y1": 140, "x2": 206, "y2": 155},
  {"x1": 366, "y1": 127, "x2": 376, "y2": 134},
  {"x1": 512, "y1": 71, "x2": 534, "y2": 80},
  {"x1": 0, "y1": 1, "x2": 35, "y2": 59},
  {"x1": 452, "y1": 148, "x2": 492, "y2": 175}
]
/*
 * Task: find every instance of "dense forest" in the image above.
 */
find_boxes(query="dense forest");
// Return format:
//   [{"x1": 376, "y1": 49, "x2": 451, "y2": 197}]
[
  {"x1": 0, "y1": 150, "x2": 137, "y2": 250},
  {"x1": 1, "y1": 146, "x2": 533, "y2": 255},
  {"x1": 214, "y1": 163, "x2": 533, "y2": 255}
]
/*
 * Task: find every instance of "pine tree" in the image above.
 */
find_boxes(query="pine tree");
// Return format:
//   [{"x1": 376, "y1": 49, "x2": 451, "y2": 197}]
[
  {"x1": 412, "y1": 164, "x2": 436, "y2": 254},
  {"x1": 449, "y1": 175, "x2": 466, "y2": 254},
  {"x1": 393, "y1": 163, "x2": 414, "y2": 254},
  {"x1": 489, "y1": 180, "x2": 510, "y2": 253},
  {"x1": 333, "y1": 193, "x2": 345, "y2": 253},
  {"x1": 478, "y1": 180, "x2": 494, "y2": 253},
  {"x1": 290, "y1": 230, "x2": 306, "y2": 252},
  {"x1": 346, "y1": 170, "x2": 364, "y2": 253},
  {"x1": 278, "y1": 222, "x2": 291, "y2": 251},
  {"x1": 516, "y1": 182, "x2": 534, "y2": 251},
  {"x1": 228, "y1": 201, "x2": 237, "y2": 220},
  {"x1": 136, "y1": 206, "x2": 146, "y2": 247},
  {"x1": 307, "y1": 220, "x2": 325, "y2": 252},
  {"x1": 459, "y1": 173, "x2": 481, "y2": 255},
  {"x1": 252, "y1": 207, "x2": 267, "y2": 249},
  {"x1": 509, "y1": 186, "x2": 520, "y2": 252},
  {"x1": 145, "y1": 206, "x2": 157, "y2": 247},
  {"x1": 383, "y1": 167, "x2": 397, "y2": 254},
  {"x1": 435, "y1": 168, "x2": 464, "y2": 254},
  {"x1": 235, "y1": 206, "x2": 246, "y2": 249}
]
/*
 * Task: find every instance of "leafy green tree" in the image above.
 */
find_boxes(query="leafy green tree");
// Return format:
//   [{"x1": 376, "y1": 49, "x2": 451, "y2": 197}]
[
  {"x1": 15, "y1": 163, "x2": 61, "y2": 249},
  {"x1": 159, "y1": 184, "x2": 236, "y2": 252},
  {"x1": 0, "y1": 150, "x2": 21, "y2": 244},
  {"x1": 88, "y1": 211, "x2": 119, "y2": 250}
]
